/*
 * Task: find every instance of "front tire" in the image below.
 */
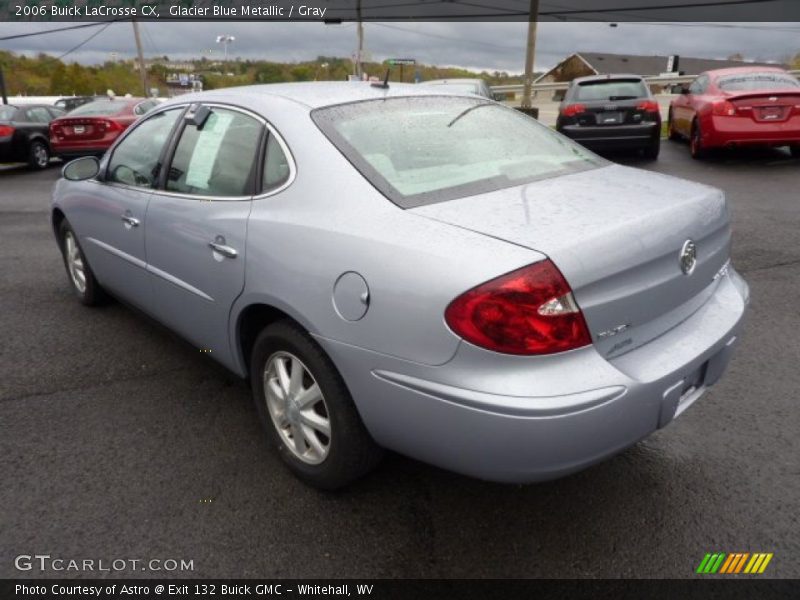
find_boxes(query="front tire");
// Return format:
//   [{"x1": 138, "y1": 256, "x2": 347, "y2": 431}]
[
  {"x1": 28, "y1": 140, "x2": 50, "y2": 170},
  {"x1": 58, "y1": 220, "x2": 108, "y2": 306},
  {"x1": 250, "y1": 320, "x2": 383, "y2": 490}
]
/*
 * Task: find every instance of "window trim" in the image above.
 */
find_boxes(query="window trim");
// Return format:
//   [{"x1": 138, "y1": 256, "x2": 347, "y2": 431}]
[
  {"x1": 155, "y1": 103, "x2": 266, "y2": 202},
  {"x1": 151, "y1": 102, "x2": 297, "y2": 202},
  {"x1": 101, "y1": 104, "x2": 189, "y2": 191}
]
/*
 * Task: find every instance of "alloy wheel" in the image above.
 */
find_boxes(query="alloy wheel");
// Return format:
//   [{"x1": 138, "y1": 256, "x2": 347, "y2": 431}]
[
  {"x1": 33, "y1": 143, "x2": 49, "y2": 168},
  {"x1": 64, "y1": 231, "x2": 86, "y2": 293},
  {"x1": 263, "y1": 351, "x2": 331, "y2": 465}
]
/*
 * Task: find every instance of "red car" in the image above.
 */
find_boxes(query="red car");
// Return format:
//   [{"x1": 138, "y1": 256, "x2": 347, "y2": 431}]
[
  {"x1": 50, "y1": 97, "x2": 159, "y2": 159},
  {"x1": 668, "y1": 66, "x2": 800, "y2": 159}
]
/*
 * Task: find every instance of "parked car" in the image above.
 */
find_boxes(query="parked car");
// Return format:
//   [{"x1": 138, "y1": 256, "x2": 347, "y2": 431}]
[
  {"x1": 54, "y1": 96, "x2": 104, "y2": 113},
  {"x1": 420, "y1": 78, "x2": 496, "y2": 100},
  {"x1": 49, "y1": 97, "x2": 159, "y2": 159},
  {"x1": 669, "y1": 66, "x2": 800, "y2": 158},
  {"x1": 556, "y1": 74, "x2": 662, "y2": 159},
  {"x1": 51, "y1": 83, "x2": 748, "y2": 489},
  {"x1": 0, "y1": 103, "x2": 65, "y2": 169}
]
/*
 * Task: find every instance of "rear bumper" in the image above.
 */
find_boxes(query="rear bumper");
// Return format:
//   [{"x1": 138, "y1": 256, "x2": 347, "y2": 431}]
[
  {"x1": 317, "y1": 268, "x2": 749, "y2": 483},
  {"x1": 705, "y1": 115, "x2": 800, "y2": 148},
  {"x1": 51, "y1": 138, "x2": 115, "y2": 158},
  {"x1": 559, "y1": 122, "x2": 659, "y2": 150}
]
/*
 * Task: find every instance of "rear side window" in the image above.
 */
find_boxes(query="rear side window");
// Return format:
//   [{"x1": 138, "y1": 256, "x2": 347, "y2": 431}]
[
  {"x1": 166, "y1": 107, "x2": 263, "y2": 197},
  {"x1": 262, "y1": 134, "x2": 291, "y2": 192},
  {"x1": 107, "y1": 109, "x2": 182, "y2": 188},
  {"x1": 717, "y1": 72, "x2": 800, "y2": 91},
  {"x1": 26, "y1": 107, "x2": 52, "y2": 123},
  {"x1": 573, "y1": 79, "x2": 649, "y2": 101}
]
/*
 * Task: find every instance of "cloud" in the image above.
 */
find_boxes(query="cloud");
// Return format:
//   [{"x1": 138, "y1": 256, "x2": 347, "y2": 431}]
[{"x1": 1, "y1": 21, "x2": 797, "y2": 73}]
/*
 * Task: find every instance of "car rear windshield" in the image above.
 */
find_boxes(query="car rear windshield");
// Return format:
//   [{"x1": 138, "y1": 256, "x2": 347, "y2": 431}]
[
  {"x1": 312, "y1": 96, "x2": 604, "y2": 208},
  {"x1": 68, "y1": 99, "x2": 130, "y2": 117},
  {"x1": 717, "y1": 72, "x2": 800, "y2": 91},
  {"x1": 573, "y1": 79, "x2": 649, "y2": 101}
]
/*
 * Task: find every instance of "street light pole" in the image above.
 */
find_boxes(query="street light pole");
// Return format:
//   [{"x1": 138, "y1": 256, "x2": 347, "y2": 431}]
[{"x1": 521, "y1": 0, "x2": 540, "y2": 109}]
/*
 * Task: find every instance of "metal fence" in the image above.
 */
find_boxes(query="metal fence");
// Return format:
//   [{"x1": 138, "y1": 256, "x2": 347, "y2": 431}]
[{"x1": 491, "y1": 70, "x2": 800, "y2": 96}]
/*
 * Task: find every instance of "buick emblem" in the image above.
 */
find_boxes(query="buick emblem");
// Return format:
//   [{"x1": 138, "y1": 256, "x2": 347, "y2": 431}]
[{"x1": 680, "y1": 240, "x2": 697, "y2": 275}]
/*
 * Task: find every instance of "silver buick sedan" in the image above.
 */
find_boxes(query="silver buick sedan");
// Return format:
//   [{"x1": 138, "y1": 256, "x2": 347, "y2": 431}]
[{"x1": 51, "y1": 83, "x2": 749, "y2": 489}]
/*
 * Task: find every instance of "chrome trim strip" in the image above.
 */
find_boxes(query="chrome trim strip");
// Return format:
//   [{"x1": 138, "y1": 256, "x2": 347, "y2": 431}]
[
  {"x1": 85, "y1": 237, "x2": 146, "y2": 269},
  {"x1": 145, "y1": 263, "x2": 214, "y2": 302}
]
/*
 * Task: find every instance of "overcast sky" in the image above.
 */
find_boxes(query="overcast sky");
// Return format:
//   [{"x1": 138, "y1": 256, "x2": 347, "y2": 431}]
[{"x1": 1, "y1": 21, "x2": 798, "y2": 73}]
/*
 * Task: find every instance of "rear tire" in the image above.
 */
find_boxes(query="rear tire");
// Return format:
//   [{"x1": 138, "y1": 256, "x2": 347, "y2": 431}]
[
  {"x1": 58, "y1": 220, "x2": 109, "y2": 306},
  {"x1": 28, "y1": 140, "x2": 50, "y2": 170},
  {"x1": 250, "y1": 320, "x2": 383, "y2": 490},
  {"x1": 643, "y1": 137, "x2": 660, "y2": 160},
  {"x1": 690, "y1": 120, "x2": 707, "y2": 159}
]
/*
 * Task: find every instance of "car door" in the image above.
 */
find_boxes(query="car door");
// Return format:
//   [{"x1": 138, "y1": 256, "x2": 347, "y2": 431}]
[
  {"x1": 144, "y1": 104, "x2": 264, "y2": 365},
  {"x1": 75, "y1": 107, "x2": 183, "y2": 309},
  {"x1": 675, "y1": 75, "x2": 708, "y2": 135}
]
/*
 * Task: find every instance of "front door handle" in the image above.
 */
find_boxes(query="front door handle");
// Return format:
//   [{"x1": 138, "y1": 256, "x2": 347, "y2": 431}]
[
  {"x1": 209, "y1": 241, "x2": 238, "y2": 259},
  {"x1": 121, "y1": 214, "x2": 140, "y2": 227}
]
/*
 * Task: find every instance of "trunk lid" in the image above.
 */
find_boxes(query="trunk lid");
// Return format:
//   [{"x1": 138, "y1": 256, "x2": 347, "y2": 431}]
[
  {"x1": 52, "y1": 117, "x2": 108, "y2": 140},
  {"x1": 724, "y1": 90, "x2": 800, "y2": 124},
  {"x1": 412, "y1": 164, "x2": 731, "y2": 359},
  {"x1": 571, "y1": 99, "x2": 656, "y2": 127}
]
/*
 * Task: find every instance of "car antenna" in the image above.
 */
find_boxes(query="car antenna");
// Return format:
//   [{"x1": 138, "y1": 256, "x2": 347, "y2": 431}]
[{"x1": 371, "y1": 68, "x2": 391, "y2": 89}]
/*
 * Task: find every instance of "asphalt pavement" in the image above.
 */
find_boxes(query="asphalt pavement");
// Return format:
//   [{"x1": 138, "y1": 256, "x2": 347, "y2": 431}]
[{"x1": 1, "y1": 142, "x2": 799, "y2": 579}]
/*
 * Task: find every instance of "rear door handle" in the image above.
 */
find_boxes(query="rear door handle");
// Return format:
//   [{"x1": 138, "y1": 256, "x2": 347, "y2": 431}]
[
  {"x1": 209, "y1": 241, "x2": 238, "y2": 259},
  {"x1": 121, "y1": 215, "x2": 140, "y2": 227}
]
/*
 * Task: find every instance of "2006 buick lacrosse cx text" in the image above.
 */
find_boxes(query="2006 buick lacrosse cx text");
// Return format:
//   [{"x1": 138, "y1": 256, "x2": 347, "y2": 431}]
[{"x1": 51, "y1": 81, "x2": 749, "y2": 489}]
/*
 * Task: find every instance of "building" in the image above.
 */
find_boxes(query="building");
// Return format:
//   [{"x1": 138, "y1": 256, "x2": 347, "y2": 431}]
[{"x1": 536, "y1": 52, "x2": 788, "y2": 97}]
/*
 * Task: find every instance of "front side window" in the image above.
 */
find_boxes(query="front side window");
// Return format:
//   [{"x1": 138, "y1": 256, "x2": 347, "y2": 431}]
[
  {"x1": 107, "y1": 108, "x2": 182, "y2": 188},
  {"x1": 166, "y1": 107, "x2": 263, "y2": 197},
  {"x1": 312, "y1": 96, "x2": 604, "y2": 208}
]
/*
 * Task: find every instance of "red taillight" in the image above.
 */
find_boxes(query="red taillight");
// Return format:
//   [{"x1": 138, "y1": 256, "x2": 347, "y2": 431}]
[
  {"x1": 49, "y1": 123, "x2": 62, "y2": 136},
  {"x1": 636, "y1": 100, "x2": 660, "y2": 113},
  {"x1": 444, "y1": 260, "x2": 592, "y2": 355},
  {"x1": 561, "y1": 103, "x2": 586, "y2": 117},
  {"x1": 712, "y1": 100, "x2": 736, "y2": 117},
  {"x1": 0, "y1": 125, "x2": 14, "y2": 137},
  {"x1": 98, "y1": 119, "x2": 122, "y2": 133}
]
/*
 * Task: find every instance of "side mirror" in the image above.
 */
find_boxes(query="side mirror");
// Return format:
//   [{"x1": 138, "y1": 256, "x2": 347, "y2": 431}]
[
  {"x1": 62, "y1": 156, "x2": 100, "y2": 181},
  {"x1": 680, "y1": 86, "x2": 691, "y2": 95}
]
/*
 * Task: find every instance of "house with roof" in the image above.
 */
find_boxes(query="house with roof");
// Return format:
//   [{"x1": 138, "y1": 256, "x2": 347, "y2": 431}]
[{"x1": 536, "y1": 52, "x2": 788, "y2": 97}]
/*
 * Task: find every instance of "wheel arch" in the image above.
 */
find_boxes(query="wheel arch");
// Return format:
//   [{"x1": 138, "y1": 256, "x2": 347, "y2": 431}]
[
  {"x1": 51, "y1": 207, "x2": 66, "y2": 241},
  {"x1": 233, "y1": 299, "x2": 319, "y2": 378}
]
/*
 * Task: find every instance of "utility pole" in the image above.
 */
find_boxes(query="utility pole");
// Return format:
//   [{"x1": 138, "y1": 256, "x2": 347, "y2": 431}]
[
  {"x1": 132, "y1": 20, "x2": 148, "y2": 96},
  {"x1": 521, "y1": 0, "x2": 540, "y2": 109},
  {"x1": 0, "y1": 69, "x2": 8, "y2": 105},
  {"x1": 355, "y1": 0, "x2": 364, "y2": 78}
]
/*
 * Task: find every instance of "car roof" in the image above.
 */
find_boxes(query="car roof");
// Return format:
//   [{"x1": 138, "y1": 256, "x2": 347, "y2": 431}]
[
  {"x1": 571, "y1": 73, "x2": 645, "y2": 84},
  {"x1": 171, "y1": 82, "x2": 483, "y2": 110},
  {"x1": 421, "y1": 79, "x2": 485, "y2": 85}
]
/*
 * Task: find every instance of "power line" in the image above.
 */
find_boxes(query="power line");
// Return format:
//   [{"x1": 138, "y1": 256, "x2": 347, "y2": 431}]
[
  {"x1": 0, "y1": 21, "x2": 114, "y2": 42},
  {"x1": 56, "y1": 22, "x2": 113, "y2": 60},
  {"x1": 370, "y1": 22, "x2": 524, "y2": 50}
]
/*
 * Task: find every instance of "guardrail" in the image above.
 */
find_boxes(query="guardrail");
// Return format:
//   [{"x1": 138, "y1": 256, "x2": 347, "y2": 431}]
[{"x1": 491, "y1": 70, "x2": 800, "y2": 96}]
